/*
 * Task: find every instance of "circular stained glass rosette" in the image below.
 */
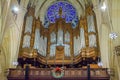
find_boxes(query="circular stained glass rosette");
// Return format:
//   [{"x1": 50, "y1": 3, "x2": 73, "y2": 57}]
[{"x1": 44, "y1": 1, "x2": 78, "y2": 28}]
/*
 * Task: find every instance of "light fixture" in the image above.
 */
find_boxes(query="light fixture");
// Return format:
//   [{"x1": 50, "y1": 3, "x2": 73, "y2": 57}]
[
  {"x1": 12, "y1": 6, "x2": 19, "y2": 14},
  {"x1": 13, "y1": 6, "x2": 19, "y2": 12},
  {"x1": 101, "y1": 2, "x2": 106, "y2": 11},
  {"x1": 12, "y1": 61, "x2": 18, "y2": 66},
  {"x1": 109, "y1": 32, "x2": 118, "y2": 40},
  {"x1": 98, "y1": 61, "x2": 103, "y2": 67}
]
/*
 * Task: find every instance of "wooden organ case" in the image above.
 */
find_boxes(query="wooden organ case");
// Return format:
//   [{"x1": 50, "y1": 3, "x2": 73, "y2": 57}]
[
  {"x1": 7, "y1": 3, "x2": 110, "y2": 80},
  {"x1": 17, "y1": 5, "x2": 100, "y2": 66}
]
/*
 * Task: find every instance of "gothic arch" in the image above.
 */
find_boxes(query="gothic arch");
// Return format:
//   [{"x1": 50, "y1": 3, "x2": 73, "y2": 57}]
[{"x1": 35, "y1": 0, "x2": 85, "y2": 24}]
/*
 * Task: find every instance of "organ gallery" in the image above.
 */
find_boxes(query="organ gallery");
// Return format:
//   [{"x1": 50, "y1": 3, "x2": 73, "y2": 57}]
[{"x1": 3, "y1": 0, "x2": 120, "y2": 80}]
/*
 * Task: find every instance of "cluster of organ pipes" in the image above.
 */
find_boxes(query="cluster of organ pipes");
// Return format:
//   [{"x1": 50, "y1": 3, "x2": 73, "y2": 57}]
[{"x1": 19, "y1": 5, "x2": 99, "y2": 62}]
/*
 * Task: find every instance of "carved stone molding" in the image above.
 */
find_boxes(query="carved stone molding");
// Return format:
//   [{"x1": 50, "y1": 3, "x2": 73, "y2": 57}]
[{"x1": 115, "y1": 45, "x2": 120, "y2": 56}]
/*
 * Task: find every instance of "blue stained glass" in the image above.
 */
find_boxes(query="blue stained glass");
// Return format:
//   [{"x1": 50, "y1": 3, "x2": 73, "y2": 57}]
[{"x1": 44, "y1": 1, "x2": 78, "y2": 28}]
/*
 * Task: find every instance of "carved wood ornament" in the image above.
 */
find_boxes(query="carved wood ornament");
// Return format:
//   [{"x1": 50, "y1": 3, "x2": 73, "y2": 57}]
[{"x1": 18, "y1": 4, "x2": 100, "y2": 65}]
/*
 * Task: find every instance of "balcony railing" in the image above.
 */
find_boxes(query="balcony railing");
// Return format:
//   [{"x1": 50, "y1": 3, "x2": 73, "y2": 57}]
[{"x1": 7, "y1": 68, "x2": 110, "y2": 80}]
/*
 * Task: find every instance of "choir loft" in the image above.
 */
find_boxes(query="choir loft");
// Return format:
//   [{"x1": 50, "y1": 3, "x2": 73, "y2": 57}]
[{"x1": 1, "y1": 0, "x2": 120, "y2": 80}]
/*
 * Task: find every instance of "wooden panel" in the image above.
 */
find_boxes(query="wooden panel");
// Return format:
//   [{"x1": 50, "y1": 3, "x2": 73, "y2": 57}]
[{"x1": 7, "y1": 68, "x2": 110, "y2": 80}]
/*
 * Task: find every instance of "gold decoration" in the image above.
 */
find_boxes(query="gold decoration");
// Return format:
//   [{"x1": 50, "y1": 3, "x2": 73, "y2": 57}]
[{"x1": 19, "y1": 5, "x2": 100, "y2": 65}]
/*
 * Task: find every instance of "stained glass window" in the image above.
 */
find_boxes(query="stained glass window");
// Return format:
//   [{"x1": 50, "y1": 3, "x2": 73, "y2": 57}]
[{"x1": 44, "y1": 1, "x2": 78, "y2": 28}]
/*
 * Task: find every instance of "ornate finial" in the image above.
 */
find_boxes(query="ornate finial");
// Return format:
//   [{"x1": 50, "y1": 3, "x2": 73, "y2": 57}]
[{"x1": 59, "y1": 7, "x2": 62, "y2": 17}]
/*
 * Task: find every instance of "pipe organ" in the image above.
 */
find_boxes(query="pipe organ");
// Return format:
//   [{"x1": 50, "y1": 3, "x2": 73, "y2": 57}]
[
  {"x1": 18, "y1": 4, "x2": 99, "y2": 66},
  {"x1": 7, "y1": 1, "x2": 111, "y2": 80}
]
